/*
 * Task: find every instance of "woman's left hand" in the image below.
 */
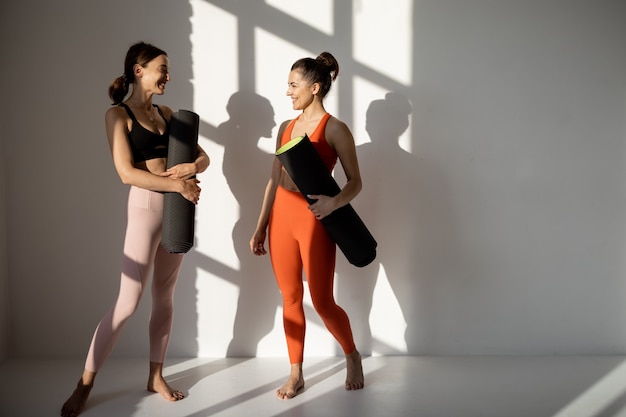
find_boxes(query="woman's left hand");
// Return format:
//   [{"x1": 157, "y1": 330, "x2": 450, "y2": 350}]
[
  {"x1": 307, "y1": 194, "x2": 336, "y2": 220},
  {"x1": 160, "y1": 162, "x2": 196, "y2": 180}
]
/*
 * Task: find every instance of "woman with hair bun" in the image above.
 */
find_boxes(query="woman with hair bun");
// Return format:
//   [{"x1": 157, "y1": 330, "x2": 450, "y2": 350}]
[
  {"x1": 251, "y1": 52, "x2": 364, "y2": 399},
  {"x1": 61, "y1": 41, "x2": 209, "y2": 417}
]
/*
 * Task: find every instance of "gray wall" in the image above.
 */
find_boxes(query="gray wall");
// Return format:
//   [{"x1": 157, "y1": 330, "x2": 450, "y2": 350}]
[{"x1": 0, "y1": 0, "x2": 625, "y2": 360}]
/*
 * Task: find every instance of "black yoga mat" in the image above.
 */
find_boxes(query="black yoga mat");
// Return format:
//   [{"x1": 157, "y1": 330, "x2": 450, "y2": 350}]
[
  {"x1": 161, "y1": 110, "x2": 199, "y2": 254},
  {"x1": 276, "y1": 134, "x2": 377, "y2": 267}
]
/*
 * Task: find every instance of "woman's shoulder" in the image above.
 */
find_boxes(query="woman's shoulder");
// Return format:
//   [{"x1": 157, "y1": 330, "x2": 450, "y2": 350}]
[
  {"x1": 155, "y1": 104, "x2": 174, "y2": 120},
  {"x1": 156, "y1": 103, "x2": 173, "y2": 113},
  {"x1": 105, "y1": 104, "x2": 129, "y2": 122},
  {"x1": 277, "y1": 118, "x2": 292, "y2": 136},
  {"x1": 279, "y1": 119, "x2": 293, "y2": 130},
  {"x1": 325, "y1": 115, "x2": 351, "y2": 137},
  {"x1": 273, "y1": 119, "x2": 293, "y2": 149}
]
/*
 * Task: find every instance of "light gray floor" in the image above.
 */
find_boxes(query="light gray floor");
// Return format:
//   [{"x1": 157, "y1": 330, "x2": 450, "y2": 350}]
[{"x1": 3, "y1": 356, "x2": 626, "y2": 417}]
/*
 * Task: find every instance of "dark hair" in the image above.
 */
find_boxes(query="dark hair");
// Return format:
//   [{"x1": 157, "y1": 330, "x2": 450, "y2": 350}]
[
  {"x1": 108, "y1": 42, "x2": 168, "y2": 104},
  {"x1": 291, "y1": 51, "x2": 339, "y2": 98}
]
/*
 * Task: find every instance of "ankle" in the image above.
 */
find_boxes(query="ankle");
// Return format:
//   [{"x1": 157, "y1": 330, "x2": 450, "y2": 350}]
[
  {"x1": 79, "y1": 370, "x2": 96, "y2": 387},
  {"x1": 289, "y1": 363, "x2": 303, "y2": 379},
  {"x1": 347, "y1": 350, "x2": 361, "y2": 360}
]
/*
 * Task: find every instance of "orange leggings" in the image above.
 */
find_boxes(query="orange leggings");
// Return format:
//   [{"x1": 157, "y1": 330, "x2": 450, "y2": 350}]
[{"x1": 269, "y1": 186, "x2": 356, "y2": 363}]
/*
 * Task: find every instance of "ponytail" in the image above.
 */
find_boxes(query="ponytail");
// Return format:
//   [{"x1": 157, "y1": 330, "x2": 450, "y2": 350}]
[{"x1": 108, "y1": 74, "x2": 130, "y2": 104}]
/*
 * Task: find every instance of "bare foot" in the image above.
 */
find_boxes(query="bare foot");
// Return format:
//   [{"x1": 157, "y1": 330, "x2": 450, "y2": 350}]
[
  {"x1": 276, "y1": 375, "x2": 305, "y2": 400},
  {"x1": 345, "y1": 350, "x2": 364, "y2": 390},
  {"x1": 147, "y1": 376, "x2": 185, "y2": 401},
  {"x1": 147, "y1": 361, "x2": 184, "y2": 401},
  {"x1": 60, "y1": 379, "x2": 93, "y2": 417},
  {"x1": 276, "y1": 363, "x2": 305, "y2": 400}
]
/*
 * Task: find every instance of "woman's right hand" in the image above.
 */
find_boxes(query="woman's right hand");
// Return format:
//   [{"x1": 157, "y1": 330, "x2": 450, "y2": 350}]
[
  {"x1": 180, "y1": 178, "x2": 201, "y2": 204},
  {"x1": 250, "y1": 230, "x2": 267, "y2": 256}
]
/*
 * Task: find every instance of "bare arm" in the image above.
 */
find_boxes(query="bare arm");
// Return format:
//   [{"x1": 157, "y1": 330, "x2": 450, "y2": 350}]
[
  {"x1": 307, "y1": 117, "x2": 362, "y2": 219},
  {"x1": 105, "y1": 106, "x2": 201, "y2": 203},
  {"x1": 156, "y1": 104, "x2": 210, "y2": 179},
  {"x1": 250, "y1": 120, "x2": 290, "y2": 255},
  {"x1": 160, "y1": 144, "x2": 210, "y2": 179}
]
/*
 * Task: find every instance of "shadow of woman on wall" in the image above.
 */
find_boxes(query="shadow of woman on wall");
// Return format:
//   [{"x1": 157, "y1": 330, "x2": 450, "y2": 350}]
[
  {"x1": 213, "y1": 91, "x2": 282, "y2": 357},
  {"x1": 336, "y1": 92, "x2": 450, "y2": 355}
]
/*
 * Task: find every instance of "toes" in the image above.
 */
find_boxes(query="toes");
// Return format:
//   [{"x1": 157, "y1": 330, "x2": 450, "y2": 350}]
[
  {"x1": 277, "y1": 391, "x2": 292, "y2": 400},
  {"x1": 276, "y1": 388, "x2": 297, "y2": 400},
  {"x1": 345, "y1": 381, "x2": 365, "y2": 390},
  {"x1": 167, "y1": 390, "x2": 184, "y2": 401}
]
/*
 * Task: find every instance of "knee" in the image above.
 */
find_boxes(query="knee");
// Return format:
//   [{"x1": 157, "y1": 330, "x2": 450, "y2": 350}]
[
  {"x1": 311, "y1": 297, "x2": 337, "y2": 318},
  {"x1": 151, "y1": 297, "x2": 174, "y2": 314},
  {"x1": 278, "y1": 281, "x2": 303, "y2": 304},
  {"x1": 151, "y1": 281, "x2": 177, "y2": 306},
  {"x1": 152, "y1": 278, "x2": 177, "y2": 297},
  {"x1": 281, "y1": 290, "x2": 304, "y2": 311},
  {"x1": 113, "y1": 300, "x2": 140, "y2": 322}
]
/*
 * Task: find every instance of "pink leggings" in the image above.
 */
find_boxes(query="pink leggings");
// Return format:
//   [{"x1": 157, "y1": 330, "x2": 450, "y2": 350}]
[{"x1": 85, "y1": 186, "x2": 184, "y2": 372}]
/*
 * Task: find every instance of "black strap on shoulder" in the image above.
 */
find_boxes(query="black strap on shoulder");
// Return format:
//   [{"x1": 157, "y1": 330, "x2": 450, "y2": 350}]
[
  {"x1": 153, "y1": 105, "x2": 169, "y2": 127},
  {"x1": 118, "y1": 102, "x2": 138, "y2": 123}
]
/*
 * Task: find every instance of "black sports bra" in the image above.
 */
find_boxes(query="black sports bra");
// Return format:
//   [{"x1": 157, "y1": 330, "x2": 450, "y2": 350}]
[{"x1": 119, "y1": 103, "x2": 169, "y2": 163}]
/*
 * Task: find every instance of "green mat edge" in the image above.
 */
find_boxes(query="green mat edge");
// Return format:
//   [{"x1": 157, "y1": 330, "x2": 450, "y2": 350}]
[{"x1": 276, "y1": 135, "x2": 306, "y2": 155}]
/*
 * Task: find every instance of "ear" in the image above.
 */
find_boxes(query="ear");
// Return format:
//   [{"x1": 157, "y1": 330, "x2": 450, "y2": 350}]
[
  {"x1": 133, "y1": 64, "x2": 143, "y2": 78},
  {"x1": 311, "y1": 82, "x2": 321, "y2": 95}
]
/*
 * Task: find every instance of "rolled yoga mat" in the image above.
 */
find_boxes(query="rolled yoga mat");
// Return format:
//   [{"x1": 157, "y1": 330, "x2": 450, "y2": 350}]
[
  {"x1": 276, "y1": 134, "x2": 377, "y2": 267},
  {"x1": 161, "y1": 109, "x2": 199, "y2": 254}
]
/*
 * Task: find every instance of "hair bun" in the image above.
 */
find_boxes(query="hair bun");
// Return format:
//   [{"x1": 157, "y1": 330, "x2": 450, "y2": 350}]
[{"x1": 315, "y1": 52, "x2": 339, "y2": 81}]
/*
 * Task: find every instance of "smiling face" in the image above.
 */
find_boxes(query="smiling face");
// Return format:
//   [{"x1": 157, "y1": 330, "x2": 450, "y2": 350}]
[
  {"x1": 286, "y1": 69, "x2": 318, "y2": 111},
  {"x1": 135, "y1": 54, "x2": 170, "y2": 95}
]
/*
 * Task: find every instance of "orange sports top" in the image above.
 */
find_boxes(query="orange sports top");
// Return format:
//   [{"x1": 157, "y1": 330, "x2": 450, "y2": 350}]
[{"x1": 281, "y1": 113, "x2": 337, "y2": 172}]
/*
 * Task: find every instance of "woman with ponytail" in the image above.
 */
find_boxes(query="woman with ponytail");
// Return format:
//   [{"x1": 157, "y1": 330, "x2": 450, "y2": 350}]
[
  {"x1": 251, "y1": 52, "x2": 364, "y2": 399},
  {"x1": 61, "y1": 41, "x2": 209, "y2": 416}
]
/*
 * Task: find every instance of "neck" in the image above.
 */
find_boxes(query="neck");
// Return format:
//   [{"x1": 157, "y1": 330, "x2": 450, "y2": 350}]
[
  {"x1": 300, "y1": 103, "x2": 326, "y2": 121},
  {"x1": 127, "y1": 93, "x2": 153, "y2": 110}
]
